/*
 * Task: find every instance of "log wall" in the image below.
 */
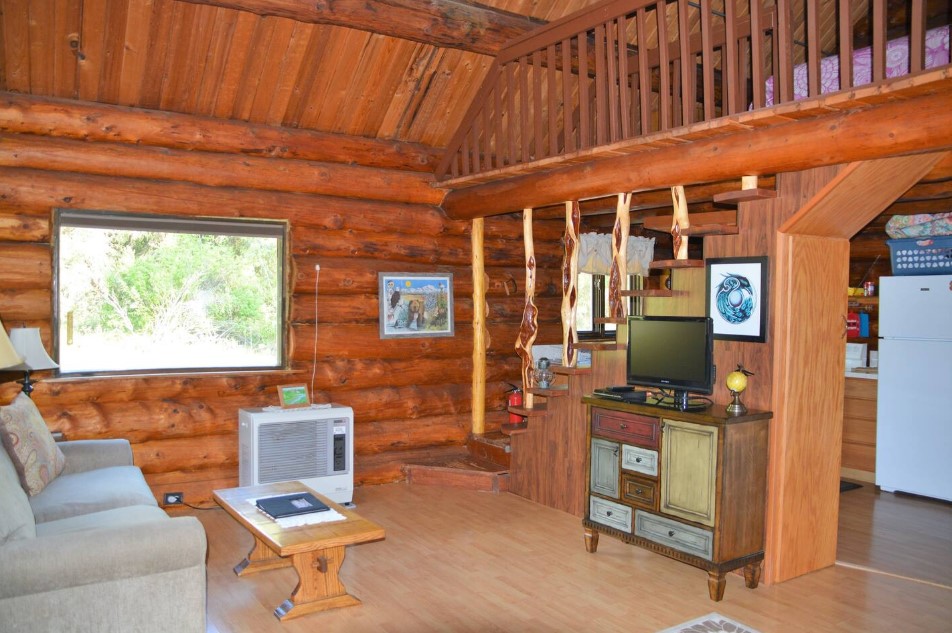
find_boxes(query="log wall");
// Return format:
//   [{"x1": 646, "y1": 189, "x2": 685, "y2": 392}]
[{"x1": 0, "y1": 103, "x2": 565, "y2": 506}]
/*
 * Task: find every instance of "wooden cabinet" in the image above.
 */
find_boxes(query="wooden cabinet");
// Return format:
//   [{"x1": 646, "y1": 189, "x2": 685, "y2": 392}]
[
  {"x1": 841, "y1": 376, "x2": 877, "y2": 481},
  {"x1": 582, "y1": 398, "x2": 772, "y2": 601}
]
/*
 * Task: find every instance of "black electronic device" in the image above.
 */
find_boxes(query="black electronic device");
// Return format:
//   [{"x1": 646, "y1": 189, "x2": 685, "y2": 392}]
[
  {"x1": 626, "y1": 315, "x2": 715, "y2": 411},
  {"x1": 256, "y1": 492, "x2": 329, "y2": 519},
  {"x1": 593, "y1": 388, "x2": 648, "y2": 403}
]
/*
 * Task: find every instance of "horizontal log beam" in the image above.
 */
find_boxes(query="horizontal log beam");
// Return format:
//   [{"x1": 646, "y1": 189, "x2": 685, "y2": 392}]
[
  {"x1": 179, "y1": 0, "x2": 546, "y2": 56},
  {"x1": 0, "y1": 92, "x2": 441, "y2": 172},
  {"x1": 0, "y1": 133, "x2": 446, "y2": 205},
  {"x1": 441, "y1": 85, "x2": 952, "y2": 219}
]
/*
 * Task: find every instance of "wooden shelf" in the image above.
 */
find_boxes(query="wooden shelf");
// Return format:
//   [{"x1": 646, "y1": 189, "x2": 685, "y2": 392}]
[
  {"x1": 576, "y1": 340, "x2": 619, "y2": 351},
  {"x1": 847, "y1": 296, "x2": 879, "y2": 306},
  {"x1": 650, "y1": 259, "x2": 705, "y2": 269},
  {"x1": 508, "y1": 402, "x2": 547, "y2": 418},
  {"x1": 712, "y1": 188, "x2": 778, "y2": 204},
  {"x1": 501, "y1": 421, "x2": 529, "y2": 435},
  {"x1": 552, "y1": 364, "x2": 592, "y2": 375},
  {"x1": 621, "y1": 288, "x2": 673, "y2": 297},
  {"x1": 528, "y1": 385, "x2": 569, "y2": 397}
]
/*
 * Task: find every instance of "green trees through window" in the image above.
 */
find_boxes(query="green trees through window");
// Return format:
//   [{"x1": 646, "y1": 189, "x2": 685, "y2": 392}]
[{"x1": 56, "y1": 211, "x2": 285, "y2": 374}]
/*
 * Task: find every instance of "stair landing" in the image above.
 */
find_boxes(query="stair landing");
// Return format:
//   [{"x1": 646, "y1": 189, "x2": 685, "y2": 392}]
[{"x1": 405, "y1": 453, "x2": 510, "y2": 493}]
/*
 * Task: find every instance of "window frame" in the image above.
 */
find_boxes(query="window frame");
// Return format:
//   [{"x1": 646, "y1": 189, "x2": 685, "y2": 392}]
[
  {"x1": 577, "y1": 273, "x2": 642, "y2": 340},
  {"x1": 53, "y1": 209, "x2": 288, "y2": 377}
]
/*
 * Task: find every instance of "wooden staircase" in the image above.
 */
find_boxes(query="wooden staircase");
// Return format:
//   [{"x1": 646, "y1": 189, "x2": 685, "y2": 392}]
[{"x1": 404, "y1": 432, "x2": 511, "y2": 492}]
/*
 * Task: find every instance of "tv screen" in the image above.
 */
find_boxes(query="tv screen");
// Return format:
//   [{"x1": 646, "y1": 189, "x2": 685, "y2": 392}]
[{"x1": 626, "y1": 315, "x2": 714, "y2": 407}]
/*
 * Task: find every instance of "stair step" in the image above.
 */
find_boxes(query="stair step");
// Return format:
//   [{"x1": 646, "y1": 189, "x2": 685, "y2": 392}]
[
  {"x1": 467, "y1": 431, "x2": 511, "y2": 468},
  {"x1": 405, "y1": 454, "x2": 510, "y2": 493}
]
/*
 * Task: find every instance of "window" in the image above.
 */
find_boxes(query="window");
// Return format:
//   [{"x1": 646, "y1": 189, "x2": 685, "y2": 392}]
[
  {"x1": 55, "y1": 210, "x2": 285, "y2": 375},
  {"x1": 577, "y1": 273, "x2": 642, "y2": 338}
]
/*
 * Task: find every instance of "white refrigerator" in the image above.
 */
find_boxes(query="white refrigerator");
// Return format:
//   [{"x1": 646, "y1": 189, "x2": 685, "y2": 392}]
[{"x1": 875, "y1": 274, "x2": 952, "y2": 502}]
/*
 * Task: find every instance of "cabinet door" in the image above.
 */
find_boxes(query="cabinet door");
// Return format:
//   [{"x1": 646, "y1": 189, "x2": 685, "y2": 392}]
[
  {"x1": 660, "y1": 419, "x2": 717, "y2": 527},
  {"x1": 591, "y1": 438, "x2": 620, "y2": 499}
]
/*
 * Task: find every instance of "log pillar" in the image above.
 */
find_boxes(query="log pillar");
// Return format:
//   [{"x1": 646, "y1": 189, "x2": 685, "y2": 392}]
[
  {"x1": 671, "y1": 185, "x2": 690, "y2": 260},
  {"x1": 609, "y1": 193, "x2": 632, "y2": 319},
  {"x1": 561, "y1": 201, "x2": 580, "y2": 367},
  {"x1": 515, "y1": 208, "x2": 538, "y2": 408},
  {"x1": 471, "y1": 218, "x2": 487, "y2": 435}
]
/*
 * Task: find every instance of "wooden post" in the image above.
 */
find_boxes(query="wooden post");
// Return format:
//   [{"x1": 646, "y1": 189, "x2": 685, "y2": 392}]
[
  {"x1": 515, "y1": 208, "x2": 538, "y2": 409},
  {"x1": 609, "y1": 193, "x2": 632, "y2": 319},
  {"x1": 562, "y1": 200, "x2": 580, "y2": 367},
  {"x1": 671, "y1": 185, "x2": 690, "y2": 260},
  {"x1": 471, "y1": 218, "x2": 487, "y2": 435}
]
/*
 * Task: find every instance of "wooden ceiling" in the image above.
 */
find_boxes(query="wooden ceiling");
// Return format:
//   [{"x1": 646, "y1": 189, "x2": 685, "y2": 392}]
[{"x1": 0, "y1": 0, "x2": 608, "y2": 149}]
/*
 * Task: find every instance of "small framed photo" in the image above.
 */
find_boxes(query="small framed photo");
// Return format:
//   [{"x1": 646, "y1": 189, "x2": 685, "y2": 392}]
[
  {"x1": 379, "y1": 272, "x2": 454, "y2": 339},
  {"x1": 277, "y1": 384, "x2": 310, "y2": 408},
  {"x1": 706, "y1": 256, "x2": 769, "y2": 343}
]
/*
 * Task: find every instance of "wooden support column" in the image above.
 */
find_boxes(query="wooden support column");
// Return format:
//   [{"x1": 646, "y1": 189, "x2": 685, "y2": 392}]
[
  {"x1": 515, "y1": 208, "x2": 538, "y2": 408},
  {"x1": 471, "y1": 218, "x2": 487, "y2": 435},
  {"x1": 562, "y1": 201, "x2": 581, "y2": 367},
  {"x1": 609, "y1": 193, "x2": 632, "y2": 320},
  {"x1": 671, "y1": 185, "x2": 690, "y2": 260}
]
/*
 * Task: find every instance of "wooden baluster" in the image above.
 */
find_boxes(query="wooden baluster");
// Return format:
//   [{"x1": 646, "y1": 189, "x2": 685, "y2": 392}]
[
  {"x1": 671, "y1": 185, "x2": 690, "y2": 260},
  {"x1": 637, "y1": 9, "x2": 651, "y2": 133},
  {"x1": 606, "y1": 19, "x2": 621, "y2": 141},
  {"x1": 563, "y1": 37, "x2": 576, "y2": 153},
  {"x1": 494, "y1": 80, "x2": 504, "y2": 169},
  {"x1": 515, "y1": 208, "x2": 538, "y2": 408},
  {"x1": 609, "y1": 193, "x2": 632, "y2": 320},
  {"x1": 678, "y1": 0, "x2": 693, "y2": 125},
  {"x1": 472, "y1": 218, "x2": 486, "y2": 435},
  {"x1": 910, "y1": 0, "x2": 925, "y2": 73},
  {"x1": 838, "y1": 0, "x2": 852, "y2": 90},
  {"x1": 595, "y1": 23, "x2": 608, "y2": 145},
  {"x1": 533, "y1": 50, "x2": 544, "y2": 159},
  {"x1": 547, "y1": 43, "x2": 559, "y2": 156},
  {"x1": 700, "y1": 0, "x2": 714, "y2": 120},
  {"x1": 562, "y1": 201, "x2": 581, "y2": 368},
  {"x1": 725, "y1": 0, "x2": 739, "y2": 114},
  {"x1": 872, "y1": 0, "x2": 886, "y2": 82},
  {"x1": 520, "y1": 56, "x2": 531, "y2": 163},
  {"x1": 750, "y1": 0, "x2": 765, "y2": 109},
  {"x1": 578, "y1": 32, "x2": 591, "y2": 149},
  {"x1": 807, "y1": 0, "x2": 820, "y2": 97},
  {"x1": 617, "y1": 16, "x2": 631, "y2": 139},
  {"x1": 776, "y1": 0, "x2": 793, "y2": 103},
  {"x1": 657, "y1": 0, "x2": 672, "y2": 130},
  {"x1": 507, "y1": 63, "x2": 517, "y2": 166}
]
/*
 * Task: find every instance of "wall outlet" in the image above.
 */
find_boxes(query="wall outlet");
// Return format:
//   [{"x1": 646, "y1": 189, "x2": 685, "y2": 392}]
[{"x1": 164, "y1": 492, "x2": 184, "y2": 506}]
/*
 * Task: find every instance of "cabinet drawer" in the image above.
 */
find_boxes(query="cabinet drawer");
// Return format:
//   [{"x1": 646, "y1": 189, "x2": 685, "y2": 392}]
[
  {"x1": 592, "y1": 408, "x2": 660, "y2": 448},
  {"x1": 621, "y1": 444, "x2": 658, "y2": 476},
  {"x1": 635, "y1": 510, "x2": 713, "y2": 561},
  {"x1": 621, "y1": 474, "x2": 657, "y2": 510},
  {"x1": 590, "y1": 496, "x2": 633, "y2": 533}
]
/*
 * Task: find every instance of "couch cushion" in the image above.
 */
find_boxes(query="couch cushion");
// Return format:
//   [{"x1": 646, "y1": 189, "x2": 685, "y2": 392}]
[
  {"x1": 0, "y1": 393, "x2": 66, "y2": 496},
  {"x1": 0, "y1": 445, "x2": 36, "y2": 544},
  {"x1": 29, "y1": 465, "x2": 158, "y2": 524},
  {"x1": 35, "y1": 504, "x2": 169, "y2": 538}
]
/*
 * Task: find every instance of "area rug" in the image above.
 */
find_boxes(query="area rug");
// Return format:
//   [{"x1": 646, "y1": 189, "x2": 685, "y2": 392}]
[{"x1": 657, "y1": 612, "x2": 763, "y2": 633}]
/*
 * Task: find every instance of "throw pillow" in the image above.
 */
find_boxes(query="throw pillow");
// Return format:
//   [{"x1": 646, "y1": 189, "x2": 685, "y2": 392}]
[{"x1": 0, "y1": 393, "x2": 66, "y2": 496}]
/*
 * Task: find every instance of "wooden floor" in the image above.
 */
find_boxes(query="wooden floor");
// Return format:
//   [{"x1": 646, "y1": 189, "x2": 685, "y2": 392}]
[{"x1": 195, "y1": 482, "x2": 952, "y2": 633}]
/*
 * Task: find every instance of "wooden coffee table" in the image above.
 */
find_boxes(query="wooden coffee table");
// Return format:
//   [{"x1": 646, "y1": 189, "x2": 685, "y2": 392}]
[{"x1": 213, "y1": 481, "x2": 385, "y2": 621}]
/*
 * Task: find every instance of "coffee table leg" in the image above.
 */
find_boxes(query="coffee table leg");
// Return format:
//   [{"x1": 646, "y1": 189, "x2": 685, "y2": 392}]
[
  {"x1": 234, "y1": 535, "x2": 291, "y2": 576},
  {"x1": 273, "y1": 545, "x2": 361, "y2": 621}
]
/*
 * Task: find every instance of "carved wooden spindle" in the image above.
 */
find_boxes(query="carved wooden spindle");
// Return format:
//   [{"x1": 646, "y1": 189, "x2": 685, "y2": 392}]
[
  {"x1": 515, "y1": 207, "x2": 538, "y2": 408},
  {"x1": 471, "y1": 217, "x2": 487, "y2": 435},
  {"x1": 609, "y1": 193, "x2": 632, "y2": 319},
  {"x1": 671, "y1": 185, "x2": 690, "y2": 260},
  {"x1": 562, "y1": 200, "x2": 580, "y2": 367}
]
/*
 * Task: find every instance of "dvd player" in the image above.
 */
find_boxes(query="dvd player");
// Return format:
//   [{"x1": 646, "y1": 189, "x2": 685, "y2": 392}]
[{"x1": 593, "y1": 387, "x2": 647, "y2": 403}]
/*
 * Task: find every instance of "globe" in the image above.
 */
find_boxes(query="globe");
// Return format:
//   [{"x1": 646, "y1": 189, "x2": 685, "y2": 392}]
[{"x1": 726, "y1": 370, "x2": 748, "y2": 393}]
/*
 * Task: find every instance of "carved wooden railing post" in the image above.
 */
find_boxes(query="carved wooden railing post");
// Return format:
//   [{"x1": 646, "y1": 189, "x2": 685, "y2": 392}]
[
  {"x1": 609, "y1": 193, "x2": 632, "y2": 319},
  {"x1": 671, "y1": 185, "x2": 690, "y2": 260},
  {"x1": 562, "y1": 200, "x2": 581, "y2": 367},
  {"x1": 471, "y1": 218, "x2": 487, "y2": 435},
  {"x1": 515, "y1": 207, "x2": 538, "y2": 409}
]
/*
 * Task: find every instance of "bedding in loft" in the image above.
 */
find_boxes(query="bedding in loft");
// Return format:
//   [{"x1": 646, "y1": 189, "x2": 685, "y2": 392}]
[{"x1": 764, "y1": 24, "x2": 950, "y2": 106}]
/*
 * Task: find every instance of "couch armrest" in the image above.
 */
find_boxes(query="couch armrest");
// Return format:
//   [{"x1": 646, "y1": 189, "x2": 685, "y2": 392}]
[
  {"x1": 0, "y1": 516, "x2": 206, "y2": 600},
  {"x1": 58, "y1": 439, "x2": 134, "y2": 474}
]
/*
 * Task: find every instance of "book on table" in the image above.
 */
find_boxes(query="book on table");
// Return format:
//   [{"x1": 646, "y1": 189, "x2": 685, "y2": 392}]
[{"x1": 256, "y1": 492, "x2": 330, "y2": 519}]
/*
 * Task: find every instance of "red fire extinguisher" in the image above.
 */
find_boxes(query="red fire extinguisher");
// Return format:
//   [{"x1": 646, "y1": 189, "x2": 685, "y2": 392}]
[{"x1": 506, "y1": 383, "x2": 523, "y2": 424}]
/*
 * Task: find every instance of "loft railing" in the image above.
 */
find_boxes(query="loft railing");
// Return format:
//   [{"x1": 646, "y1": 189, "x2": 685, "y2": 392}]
[{"x1": 436, "y1": 0, "x2": 950, "y2": 182}]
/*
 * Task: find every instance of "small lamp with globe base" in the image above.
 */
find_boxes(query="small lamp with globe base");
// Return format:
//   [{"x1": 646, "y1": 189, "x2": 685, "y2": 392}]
[{"x1": 726, "y1": 364, "x2": 754, "y2": 416}]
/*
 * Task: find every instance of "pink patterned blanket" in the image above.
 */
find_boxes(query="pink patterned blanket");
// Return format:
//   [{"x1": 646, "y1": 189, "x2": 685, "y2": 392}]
[{"x1": 764, "y1": 24, "x2": 950, "y2": 105}]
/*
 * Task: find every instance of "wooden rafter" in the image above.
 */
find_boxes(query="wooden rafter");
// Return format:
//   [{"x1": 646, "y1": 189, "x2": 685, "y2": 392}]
[{"x1": 179, "y1": 0, "x2": 547, "y2": 56}]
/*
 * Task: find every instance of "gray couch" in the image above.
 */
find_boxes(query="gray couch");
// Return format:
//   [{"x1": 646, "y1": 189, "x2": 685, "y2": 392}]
[{"x1": 0, "y1": 438, "x2": 207, "y2": 633}]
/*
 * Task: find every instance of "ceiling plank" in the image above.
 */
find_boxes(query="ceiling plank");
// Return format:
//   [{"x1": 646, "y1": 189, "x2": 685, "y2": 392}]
[{"x1": 178, "y1": 0, "x2": 547, "y2": 56}]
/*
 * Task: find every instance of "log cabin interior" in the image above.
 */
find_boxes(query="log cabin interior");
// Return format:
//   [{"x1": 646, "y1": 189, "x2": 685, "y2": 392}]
[{"x1": 0, "y1": 0, "x2": 950, "y2": 630}]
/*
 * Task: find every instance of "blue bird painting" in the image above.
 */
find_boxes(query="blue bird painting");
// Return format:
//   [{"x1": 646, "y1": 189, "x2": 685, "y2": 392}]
[{"x1": 715, "y1": 273, "x2": 756, "y2": 324}]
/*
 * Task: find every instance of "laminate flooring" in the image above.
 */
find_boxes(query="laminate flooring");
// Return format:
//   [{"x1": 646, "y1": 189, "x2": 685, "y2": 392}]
[{"x1": 194, "y1": 482, "x2": 952, "y2": 633}]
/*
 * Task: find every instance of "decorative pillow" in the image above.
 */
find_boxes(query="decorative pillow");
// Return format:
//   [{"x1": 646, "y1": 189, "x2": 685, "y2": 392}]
[{"x1": 0, "y1": 393, "x2": 66, "y2": 496}]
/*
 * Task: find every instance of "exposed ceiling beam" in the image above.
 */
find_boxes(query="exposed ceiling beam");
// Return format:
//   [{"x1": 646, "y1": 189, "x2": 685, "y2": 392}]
[
  {"x1": 179, "y1": 0, "x2": 547, "y2": 56},
  {"x1": 440, "y1": 82, "x2": 952, "y2": 220}
]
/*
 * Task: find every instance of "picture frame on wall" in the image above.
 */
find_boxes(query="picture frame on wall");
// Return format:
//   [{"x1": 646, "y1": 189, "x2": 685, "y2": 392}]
[
  {"x1": 277, "y1": 384, "x2": 310, "y2": 408},
  {"x1": 379, "y1": 272, "x2": 454, "y2": 339},
  {"x1": 706, "y1": 256, "x2": 768, "y2": 343}
]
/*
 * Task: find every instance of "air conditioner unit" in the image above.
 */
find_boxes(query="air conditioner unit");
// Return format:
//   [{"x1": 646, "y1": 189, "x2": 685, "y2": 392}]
[{"x1": 238, "y1": 405, "x2": 354, "y2": 504}]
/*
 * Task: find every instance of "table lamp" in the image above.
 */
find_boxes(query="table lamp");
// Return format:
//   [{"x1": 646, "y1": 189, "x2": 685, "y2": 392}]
[
  {"x1": 9, "y1": 327, "x2": 58, "y2": 397},
  {"x1": 0, "y1": 318, "x2": 24, "y2": 369}
]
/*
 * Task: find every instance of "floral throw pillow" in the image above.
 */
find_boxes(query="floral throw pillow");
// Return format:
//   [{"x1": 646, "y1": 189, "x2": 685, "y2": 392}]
[{"x1": 0, "y1": 393, "x2": 66, "y2": 496}]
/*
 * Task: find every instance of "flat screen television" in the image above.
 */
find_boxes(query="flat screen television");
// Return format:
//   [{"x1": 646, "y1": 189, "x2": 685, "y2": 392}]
[{"x1": 626, "y1": 315, "x2": 715, "y2": 411}]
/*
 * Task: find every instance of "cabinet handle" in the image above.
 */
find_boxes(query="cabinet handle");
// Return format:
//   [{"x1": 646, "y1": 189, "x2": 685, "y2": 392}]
[
  {"x1": 635, "y1": 457, "x2": 643, "y2": 463},
  {"x1": 606, "y1": 511, "x2": 613, "y2": 517},
  {"x1": 635, "y1": 488, "x2": 644, "y2": 495},
  {"x1": 619, "y1": 423, "x2": 629, "y2": 429},
  {"x1": 668, "y1": 530, "x2": 676, "y2": 537}
]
